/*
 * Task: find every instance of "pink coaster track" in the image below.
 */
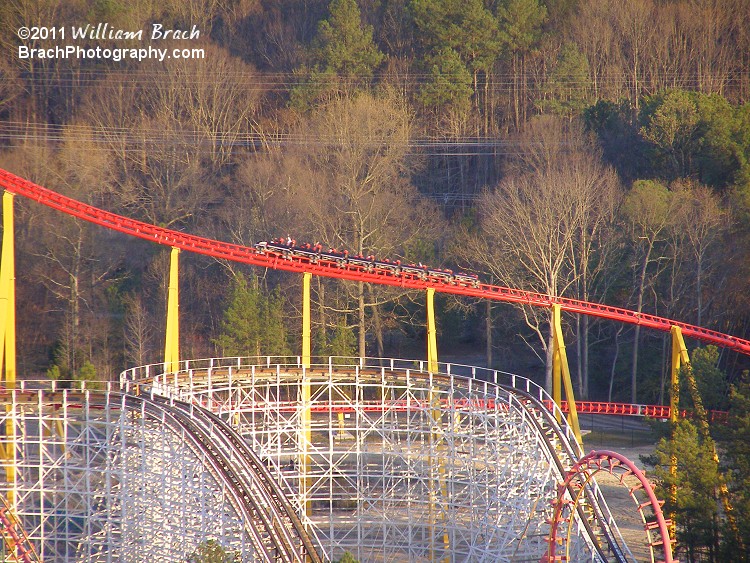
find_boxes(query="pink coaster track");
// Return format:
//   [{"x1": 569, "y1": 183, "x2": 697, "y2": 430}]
[{"x1": 544, "y1": 450, "x2": 675, "y2": 563}]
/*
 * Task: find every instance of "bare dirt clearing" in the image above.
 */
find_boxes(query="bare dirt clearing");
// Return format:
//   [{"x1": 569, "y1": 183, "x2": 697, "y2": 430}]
[{"x1": 581, "y1": 417, "x2": 663, "y2": 562}]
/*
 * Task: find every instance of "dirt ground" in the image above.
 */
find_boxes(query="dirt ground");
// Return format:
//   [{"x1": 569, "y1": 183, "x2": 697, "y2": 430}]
[{"x1": 580, "y1": 421, "x2": 663, "y2": 562}]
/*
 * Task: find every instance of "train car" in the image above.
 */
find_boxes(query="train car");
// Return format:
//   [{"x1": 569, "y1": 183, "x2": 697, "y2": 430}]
[{"x1": 254, "y1": 238, "x2": 480, "y2": 288}]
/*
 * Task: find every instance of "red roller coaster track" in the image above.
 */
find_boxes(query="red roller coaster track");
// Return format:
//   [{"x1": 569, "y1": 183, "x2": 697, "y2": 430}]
[
  {"x1": 1, "y1": 167, "x2": 749, "y2": 357},
  {"x1": 545, "y1": 450, "x2": 675, "y2": 563}
]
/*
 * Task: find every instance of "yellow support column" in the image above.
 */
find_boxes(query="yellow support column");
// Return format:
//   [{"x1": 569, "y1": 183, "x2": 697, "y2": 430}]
[
  {"x1": 164, "y1": 248, "x2": 180, "y2": 373},
  {"x1": 426, "y1": 289, "x2": 449, "y2": 560},
  {"x1": 670, "y1": 326, "x2": 740, "y2": 547},
  {"x1": 0, "y1": 192, "x2": 16, "y2": 507},
  {"x1": 551, "y1": 305, "x2": 582, "y2": 446},
  {"x1": 669, "y1": 326, "x2": 689, "y2": 423},
  {"x1": 302, "y1": 273, "x2": 311, "y2": 369},
  {"x1": 426, "y1": 288, "x2": 438, "y2": 373},
  {"x1": 428, "y1": 393, "x2": 450, "y2": 562},
  {"x1": 300, "y1": 273, "x2": 312, "y2": 518},
  {"x1": 668, "y1": 325, "x2": 688, "y2": 540},
  {"x1": 0, "y1": 192, "x2": 15, "y2": 389}
]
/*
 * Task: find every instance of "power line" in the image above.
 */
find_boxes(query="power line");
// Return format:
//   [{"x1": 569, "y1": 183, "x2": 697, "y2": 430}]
[{"x1": 0, "y1": 121, "x2": 585, "y2": 158}]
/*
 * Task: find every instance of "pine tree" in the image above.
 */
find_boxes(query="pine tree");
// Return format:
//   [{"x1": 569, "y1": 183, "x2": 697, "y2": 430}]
[
  {"x1": 291, "y1": 0, "x2": 384, "y2": 108},
  {"x1": 214, "y1": 274, "x2": 262, "y2": 357},
  {"x1": 312, "y1": 0, "x2": 384, "y2": 80},
  {"x1": 215, "y1": 274, "x2": 292, "y2": 358},
  {"x1": 417, "y1": 47, "x2": 474, "y2": 115},
  {"x1": 261, "y1": 287, "x2": 292, "y2": 357},
  {"x1": 724, "y1": 382, "x2": 750, "y2": 560},
  {"x1": 538, "y1": 43, "x2": 592, "y2": 120},
  {"x1": 651, "y1": 420, "x2": 721, "y2": 560},
  {"x1": 329, "y1": 319, "x2": 356, "y2": 364},
  {"x1": 187, "y1": 539, "x2": 239, "y2": 563}
]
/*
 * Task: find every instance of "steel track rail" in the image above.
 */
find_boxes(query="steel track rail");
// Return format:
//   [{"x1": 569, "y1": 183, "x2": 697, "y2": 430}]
[
  {"x1": 1, "y1": 167, "x2": 749, "y2": 356},
  {"x1": 121, "y1": 394, "x2": 280, "y2": 561},
  {"x1": 393, "y1": 369, "x2": 626, "y2": 562}
]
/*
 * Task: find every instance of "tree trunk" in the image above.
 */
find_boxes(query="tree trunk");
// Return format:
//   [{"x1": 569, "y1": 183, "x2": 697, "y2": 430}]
[
  {"x1": 575, "y1": 313, "x2": 583, "y2": 396},
  {"x1": 513, "y1": 53, "x2": 520, "y2": 130},
  {"x1": 696, "y1": 253, "x2": 703, "y2": 326},
  {"x1": 69, "y1": 269, "x2": 80, "y2": 374},
  {"x1": 545, "y1": 318, "x2": 554, "y2": 394},
  {"x1": 608, "y1": 327, "x2": 622, "y2": 402},
  {"x1": 659, "y1": 334, "x2": 668, "y2": 405},
  {"x1": 631, "y1": 325, "x2": 641, "y2": 403},
  {"x1": 367, "y1": 285, "x2": 384, "y2": 359},
  {"x1": 631, "y1": 239, "x2": 654, "y2": 403},
  {"x1": 66, "y1": 237, "x2": 83, "y2": 375},
  {"x1": 582, "y1": 314, "x2": 589, "y2": 399}
]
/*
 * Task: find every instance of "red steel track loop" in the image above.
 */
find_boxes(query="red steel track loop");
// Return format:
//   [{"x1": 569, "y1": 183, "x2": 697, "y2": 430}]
[
  {"x1": 2, "y1": 167, "x2": 750, "y2": 356},
  {"x1": 544, "y1": 450, "x2": 675, "y2": 563},
  {"x1": 0, "y1": 495, "x2": 40, "y2": 563}
]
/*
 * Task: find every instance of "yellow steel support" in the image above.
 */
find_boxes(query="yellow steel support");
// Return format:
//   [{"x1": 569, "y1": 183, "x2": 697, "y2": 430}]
[
  {"x1": 0, "y1": 192, "x2": 16, "y2": 507},
  {"x1": 669, "y1": 326, "x2": 740, "y2": 548},
  {"x1": 428, "y1": 386, "x2": 450, "y2": 562},
  {"x1": 669, "y1": 326, "x2": 690, "y2": 424},
  {"x1": 164, "y1": 247, "x2": 180, "y2": 373},
  {"x1": 300, "y1": 273, "x2": 312, "y2": 518},
  {"x1": 551, "y1": 305, "x2": 582, "y2": 446},
  {"x1": 426, "y1": 288, "x2": 438, "y2": 373},
  {"x1": 0, "y1": 193, "x2": 15, "y2": 388},
  {"x1": 668, "y1": 326, "x2": 689, "y2": 539},
  {"x1": 302, "y1": 272, "x2": 311, "y2": 369},
  {"x1": 427, "y1": 284, "x2": 447, "y2": 560}
]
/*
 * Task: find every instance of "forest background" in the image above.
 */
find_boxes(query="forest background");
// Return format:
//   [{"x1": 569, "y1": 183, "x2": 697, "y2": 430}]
[{"x1": 2, "y1": 0, "x2": 750, "y2": 557}]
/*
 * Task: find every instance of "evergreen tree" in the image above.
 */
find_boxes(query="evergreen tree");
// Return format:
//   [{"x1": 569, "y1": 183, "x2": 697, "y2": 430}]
[
  {"x1": 496, "y1": 0, "x2": 547, "y2": 56},
  {"x1": 214, "y1": 274, "x2": 292, "y2": 358},
  {"x1": 684, "y1": 346, "x2": 729, "y2": 413},
  {"x1": 410, "y1": 0, "x2": 500, "y2": 77},
  {"x1": 417, "y1": 47, "x2": 474, "y2": 115},
  {"x1": 538, "y1": 43, "x2": 592, "y2": 120},
  {"x1": 214, "y1": 274, "x2": 262, "y2": 357},
  {"x1": 640, "y1": 89, "x2": 700, "y2": 180},
  {"x1": 329, "y1": 319, "x2": 357, "y2": 363},
  {"x1": 292, "y1": 0, "x2": 384, "y2": 107},
  {"x1": 496, "y1": 0, "x2": 547, "y2": 128},
  {"x1": 312, "y1": 0, "x2": 384, "y2": 80},
  {"x1": 261, "y1": 287, "x2": 292, "y2": 357},
  {"x1": 651, "y1": 420, "x2": 721, "y2": 561},
  {"x1": 77, "y1": 360, "x2": 99, "y2": 388},
  {"x1": 724, "y1": 382, "x2": 750, "y2": 560},
  {"x1": 187, "y1": 539, "x2": 239, "y2": 563}
]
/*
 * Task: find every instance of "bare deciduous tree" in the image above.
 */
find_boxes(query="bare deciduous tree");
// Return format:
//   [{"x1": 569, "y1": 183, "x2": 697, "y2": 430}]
[
  {"x1": 123, "y1": 293, "x2": 153, "y2": 368},
  {"x1": 622, "y1": 179, "x2": 679, "y2": 402},
  {"x1": 463, "y1": 118, "x2": 621, "y2": 393},
  {"x1": 228, "y1": 90, "x2": 439, "y2": 357}
]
